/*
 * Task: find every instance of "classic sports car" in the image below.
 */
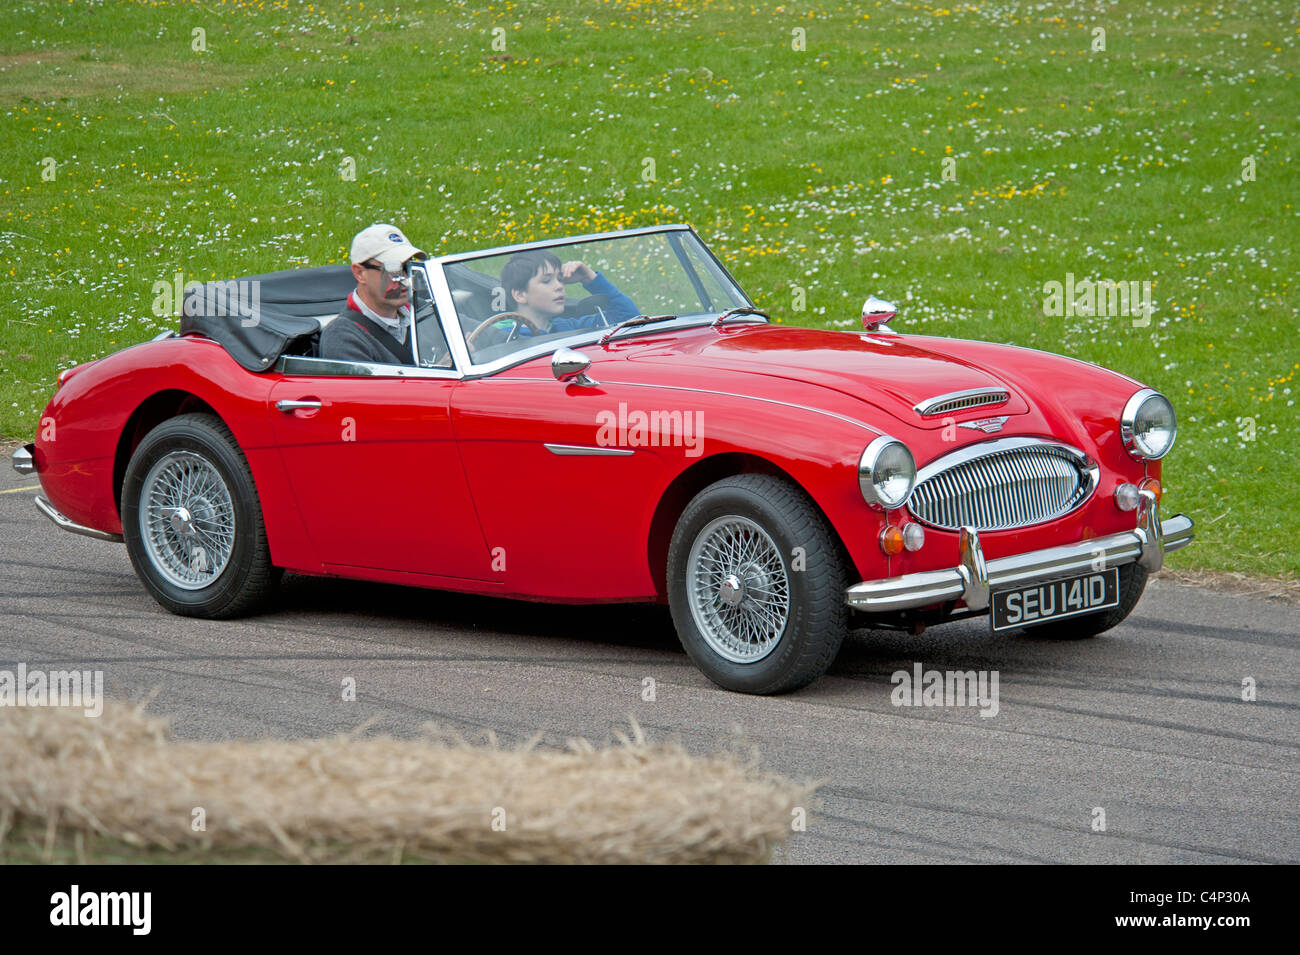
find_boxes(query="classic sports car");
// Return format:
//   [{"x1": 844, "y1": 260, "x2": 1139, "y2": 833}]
[{"x1": 13, "y1": 225, "x2": 1192, "y2": 694}]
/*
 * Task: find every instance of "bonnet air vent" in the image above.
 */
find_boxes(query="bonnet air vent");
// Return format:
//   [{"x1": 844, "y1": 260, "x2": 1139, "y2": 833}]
[{"x1": 913, "y1": 388, "x2": 1010, "y2": 418}]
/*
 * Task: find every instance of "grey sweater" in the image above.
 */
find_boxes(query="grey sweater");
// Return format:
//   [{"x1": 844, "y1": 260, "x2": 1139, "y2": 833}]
[{"x1": 318, "y1": 305, "x2": 413, "y2": 365}]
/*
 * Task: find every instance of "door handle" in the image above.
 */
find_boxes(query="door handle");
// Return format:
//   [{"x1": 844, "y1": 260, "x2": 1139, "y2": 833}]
[{"x1": 276, "y1": 400, "x2": 322, "y2": 412}]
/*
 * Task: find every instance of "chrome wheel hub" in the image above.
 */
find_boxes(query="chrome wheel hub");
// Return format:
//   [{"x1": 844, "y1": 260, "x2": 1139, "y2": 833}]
[
  {"x1": 162, "y1": 505, "x2": 196, "y2": 538},
  {"x1": 139, "y1": 450, "x2": 236, "y2": 590},
  {"x1": 686, "y1": 516, "x2": 790, "y2": 664},
  {"x1": 719, "y1": 573, "x2": 744, "y2": 607}
]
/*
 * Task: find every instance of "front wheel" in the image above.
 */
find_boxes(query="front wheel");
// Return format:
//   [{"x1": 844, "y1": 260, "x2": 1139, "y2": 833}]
[
  {"x1": 121, "y1": 413, "x2": 280, "y2": 618},
  {"x1": 667, "y1": 474, "x2": 849, "y2": 694}
]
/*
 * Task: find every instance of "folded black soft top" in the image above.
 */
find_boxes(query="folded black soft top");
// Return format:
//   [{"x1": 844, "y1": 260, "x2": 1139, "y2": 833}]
[{"x1": 179, "y1": 265, "x2": 354, "y2": 371}]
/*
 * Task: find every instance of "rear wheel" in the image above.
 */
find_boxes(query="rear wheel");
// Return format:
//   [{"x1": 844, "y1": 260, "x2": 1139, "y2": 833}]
[
  {"x1": 121, "y1": 413, "x2": 280, "y2": 618},
  {"x1": 1022, "y1": 562, "x2": 1148, "y2": 639},
  {"x1": 667, "y1": 474, "x2": 848, "y2": 694}
]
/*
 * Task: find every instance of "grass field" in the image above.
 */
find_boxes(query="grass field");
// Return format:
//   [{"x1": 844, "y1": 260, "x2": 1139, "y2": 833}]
[{"x1": 1, "y1": 0, "x2": 1295, "y2": 575}]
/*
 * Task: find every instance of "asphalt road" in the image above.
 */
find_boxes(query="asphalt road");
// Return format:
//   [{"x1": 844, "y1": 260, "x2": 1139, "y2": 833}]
[{"x1": 2, "y1": 459, "x2": 1296, "y2": 864}]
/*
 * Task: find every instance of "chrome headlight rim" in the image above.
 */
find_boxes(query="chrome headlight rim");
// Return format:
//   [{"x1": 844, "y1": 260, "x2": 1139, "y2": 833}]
[
  {"x1": 1121, "y1": 388, "x2": 1178, "y2": 460},
  {"x1": 858, "y1": 436, "x2": 916, "y2": 510}
]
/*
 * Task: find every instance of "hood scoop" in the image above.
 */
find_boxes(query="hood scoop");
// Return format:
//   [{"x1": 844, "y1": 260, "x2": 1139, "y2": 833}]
[{"x1": 913, "y1": 388, "x2": 1011, "y2": 418}]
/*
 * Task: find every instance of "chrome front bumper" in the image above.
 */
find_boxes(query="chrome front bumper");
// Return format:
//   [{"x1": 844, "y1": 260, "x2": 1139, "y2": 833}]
[{"x1": 846, "y1": 494, "x2": 1192, "y2": 614}]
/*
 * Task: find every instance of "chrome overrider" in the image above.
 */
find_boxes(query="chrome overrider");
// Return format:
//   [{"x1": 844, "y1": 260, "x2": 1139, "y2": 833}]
[{"x1": 845, "y1": 491, "x2": 1193, "y2": 613}]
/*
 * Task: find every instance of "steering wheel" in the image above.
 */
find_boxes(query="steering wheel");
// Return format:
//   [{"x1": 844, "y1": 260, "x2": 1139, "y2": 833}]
[{"x1": 466, "y1": 311, "x2": 548, "y2": 348}]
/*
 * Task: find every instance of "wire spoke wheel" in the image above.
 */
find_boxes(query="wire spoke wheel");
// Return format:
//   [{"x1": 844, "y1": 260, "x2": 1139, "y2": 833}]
[
  {"x1": 123, "y1": 414, "x2": 279, "y2": 618},
  {"x1": 686, "y1": 515, "x2": 790, "y2": 664},
  {"x1": 138, "y1": 450, "x2": 236, "y2": 590}
]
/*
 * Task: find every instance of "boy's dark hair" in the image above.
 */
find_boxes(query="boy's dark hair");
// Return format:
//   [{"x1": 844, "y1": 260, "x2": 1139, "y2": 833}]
[{"x1": 501, "y1": 252, "x2": 562, "y2": 299}]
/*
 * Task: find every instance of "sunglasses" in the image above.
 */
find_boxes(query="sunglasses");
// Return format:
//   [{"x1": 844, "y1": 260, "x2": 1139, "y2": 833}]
[{"x1": 360, "y1": 261, "x2": 413, "y2": 294}]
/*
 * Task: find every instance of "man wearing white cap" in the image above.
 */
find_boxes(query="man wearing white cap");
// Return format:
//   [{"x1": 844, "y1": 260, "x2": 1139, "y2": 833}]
[{"x1": 319, "y1": 223, "x2": 428, "y2": 365}]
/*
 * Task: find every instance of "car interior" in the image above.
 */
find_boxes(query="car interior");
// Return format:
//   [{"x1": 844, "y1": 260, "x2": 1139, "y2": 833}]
[{"x1": 442, "y1": 262, "x2": 614, "y2": 364}]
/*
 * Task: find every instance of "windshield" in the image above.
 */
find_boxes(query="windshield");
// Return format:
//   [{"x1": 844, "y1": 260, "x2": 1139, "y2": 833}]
[{"x1": 440, "y1": 230, "x2": 751, "y2": 364}]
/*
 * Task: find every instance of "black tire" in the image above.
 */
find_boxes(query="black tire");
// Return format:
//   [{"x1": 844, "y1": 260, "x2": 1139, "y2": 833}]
[
  {"x1": 1021, "y1": 562, "x2": 1148, "y2": 639},
  {"x1": 121, "y1": 412, "x2": 280, "y2": 618},
  {"x1": 667, "y1": 474, "x2": 849, "y2": 694}
]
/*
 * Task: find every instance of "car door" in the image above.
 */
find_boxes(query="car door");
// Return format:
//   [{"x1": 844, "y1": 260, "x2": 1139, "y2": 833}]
[
  {"x1": 268, "y1": 366, "x2": 493, "y2": 582},
  {"x1": 450, "y1": 363, "x2": 673, "y2": 600}
]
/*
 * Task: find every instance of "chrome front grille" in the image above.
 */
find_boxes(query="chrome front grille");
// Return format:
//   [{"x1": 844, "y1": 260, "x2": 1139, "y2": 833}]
[
  {"x1": 908, "y1": 440, "x2": 1096, "y2": 532},
  {"x1": 914, "y1": 388, "x2": 1010, "y2": 418}
]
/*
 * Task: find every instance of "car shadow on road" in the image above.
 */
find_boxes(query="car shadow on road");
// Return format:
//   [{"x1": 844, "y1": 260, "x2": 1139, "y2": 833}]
[
  {"x1": 270, "y1": 575, "x2": 1120, "y2": 687},
  {"x1": 273, "y1": 572, "x2": 680, "y2": 655},
  {"x1": 834, "y1": 616, "x2": 1072, "y2": 677}
]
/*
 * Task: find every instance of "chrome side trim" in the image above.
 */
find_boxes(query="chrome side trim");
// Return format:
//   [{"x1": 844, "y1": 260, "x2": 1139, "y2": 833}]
[
  {"x1": 845, "y1": 513, "x2": 1194, "y2": 613},
  {"x1": 11, "y1": 444, "x2": 34, "y2": 475},
  {"x1": 34, "y1": 496, "x2": 124, "y2": 543},
  {"x1": 544, "y1": 443, "x2": 635, "y2": 456},
  {"x1": 275, "y1": 355, "x2": 462, "y2": 379},
  {"x1": 913, "y1": 388, "x2": 1010, "y2": 417}
]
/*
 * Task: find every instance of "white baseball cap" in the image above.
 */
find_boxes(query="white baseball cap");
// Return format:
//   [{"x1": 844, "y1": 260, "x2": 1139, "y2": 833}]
[{"x1": 349, "y1": 223, "x2": 428, "y2": 271}]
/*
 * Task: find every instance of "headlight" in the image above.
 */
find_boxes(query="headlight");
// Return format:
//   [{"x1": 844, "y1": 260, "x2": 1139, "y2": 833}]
[
  {"x1": 859, "y1": 436, "x2": 916, "y2": 509},
  {"x1": 1121, "y1": 389, "x2": 1178, "y2": 460}
]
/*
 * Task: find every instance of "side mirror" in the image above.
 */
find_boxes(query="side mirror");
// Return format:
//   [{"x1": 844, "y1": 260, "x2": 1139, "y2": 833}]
[
  {"x1": 862, "y1": 296, "x2": 898, "y2": 332},
  {"x1": 552, "y1": 347, "x2": 598, "y2": 387}
]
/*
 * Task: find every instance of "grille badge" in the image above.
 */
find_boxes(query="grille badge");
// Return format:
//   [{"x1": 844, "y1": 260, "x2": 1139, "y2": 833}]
[{"x1": 958, "y1": 416, "x2": 1009, "y2": 433}]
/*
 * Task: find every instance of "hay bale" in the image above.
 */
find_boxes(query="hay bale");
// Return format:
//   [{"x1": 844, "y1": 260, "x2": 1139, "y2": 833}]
[{"x1": 0, "y1": 702, "x2": 811, "y2": 864}]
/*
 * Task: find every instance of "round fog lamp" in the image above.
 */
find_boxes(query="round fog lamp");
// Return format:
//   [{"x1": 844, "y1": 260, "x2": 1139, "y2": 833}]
[
  {"x1": 902, "y1": 522, "x2": 925, "y2": 552},
  {"x1": 1115, "y1": 483, "x2": 1140, "y2": 512}
]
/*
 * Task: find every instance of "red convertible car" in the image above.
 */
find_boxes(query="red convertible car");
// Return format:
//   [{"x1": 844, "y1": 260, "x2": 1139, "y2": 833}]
[{"x1": 13, "y1": 225, "x2": 1192, "y2": 693}]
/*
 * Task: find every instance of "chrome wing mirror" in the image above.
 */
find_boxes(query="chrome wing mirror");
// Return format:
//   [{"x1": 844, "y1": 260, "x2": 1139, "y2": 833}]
[
  {"x1": 552, "y1": 348, "x2": 598, "y2": 387},
  {"x1": 862, "y1": 296, "x2": 898, "y2": 333}
]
